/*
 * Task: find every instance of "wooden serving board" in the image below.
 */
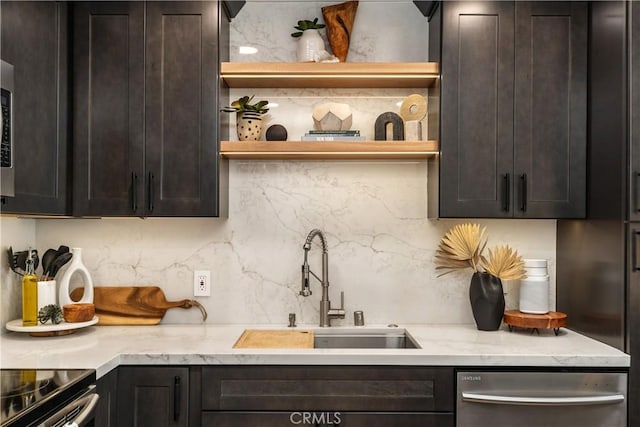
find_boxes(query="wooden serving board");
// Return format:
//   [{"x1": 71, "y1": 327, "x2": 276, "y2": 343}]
[
  {"x1": 233, "y1": 330, "x2": 314, "y2": 349},
  {"x1": 70, "y1": 286, "x2": 207, "y2": 325}
]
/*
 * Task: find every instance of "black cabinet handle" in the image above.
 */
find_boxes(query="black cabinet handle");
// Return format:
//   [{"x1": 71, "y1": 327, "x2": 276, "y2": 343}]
[
  {"x1": 174, "y1": 376, "x2": 181, "y2": 421},
  {"x1": 520, "y1": 174, "x2": 527, "y2": 212},
  {"x1": 502, "y1": 173, "x2": 510, "y2": 212},
  {"x1": 148, "y1": 172, "x2": 155, "y2": 213},
  {"x1": 633, "y1": 231, "x2": 640, "y2": 272},
  {"x1": 131, "y1": 173, "x2": 138, "y2": 213},
  {"x1": 635, "y1": 172, "x2": 640, "y2": 212}
]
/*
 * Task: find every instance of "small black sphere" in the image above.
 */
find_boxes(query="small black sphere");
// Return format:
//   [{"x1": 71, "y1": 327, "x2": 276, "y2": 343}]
[{"x1": 265, "y1": 124, "x2": 288, "y2": 141}]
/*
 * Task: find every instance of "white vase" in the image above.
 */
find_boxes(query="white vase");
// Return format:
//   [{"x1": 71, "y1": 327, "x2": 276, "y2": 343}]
[
  {"x1": 236, "y1": 112, "x2": 263, "y2": 141},
  {"x1": 58, "y1": 248, "x2": 94, "y2": 306},
  {"x1": 296, "y1": 29, "x2": 325, "y2": 62}
]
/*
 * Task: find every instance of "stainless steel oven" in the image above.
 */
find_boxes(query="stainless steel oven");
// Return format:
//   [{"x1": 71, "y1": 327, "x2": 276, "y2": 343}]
[
  {"x1": 1, "y1": 59, "x2": 14, "y2": 197},
  {"x1": 1, "y1": 369, "x2": 98, "y2": 427},
  {"x1": 457, "y1": 371, "x2": 627, "y2": 427}
]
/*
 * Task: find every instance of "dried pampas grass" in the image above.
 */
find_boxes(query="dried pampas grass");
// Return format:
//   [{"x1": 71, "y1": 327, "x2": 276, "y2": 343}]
[
  {"x1": 482, "y1": 245, "x2": 525, "y2": 281},
  {"x1": 435, "y1": 223, "x2": 487, "y2": 276},
  {"x1": 434, "y1": 223, "x2": 525, "y2": 280}
]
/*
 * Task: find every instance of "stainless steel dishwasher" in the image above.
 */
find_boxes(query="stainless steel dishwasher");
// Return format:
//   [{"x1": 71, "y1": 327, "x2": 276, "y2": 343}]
[{"x1": 457, "y1": 371, "x2": 627, "y2": 427}]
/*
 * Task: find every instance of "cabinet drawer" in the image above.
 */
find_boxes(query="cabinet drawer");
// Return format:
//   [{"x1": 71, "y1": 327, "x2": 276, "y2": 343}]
[
  {"x1": 201, "y1": 366, "x2": 453, "y2": 412},
  {"x1": 203, "y1": 411, "x2": 454, "y2": 427}
]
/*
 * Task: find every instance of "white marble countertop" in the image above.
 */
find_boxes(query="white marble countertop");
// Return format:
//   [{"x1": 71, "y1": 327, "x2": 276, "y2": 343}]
[{"x1": 0, "y1": 324, "x2": 629, "y2": 379}]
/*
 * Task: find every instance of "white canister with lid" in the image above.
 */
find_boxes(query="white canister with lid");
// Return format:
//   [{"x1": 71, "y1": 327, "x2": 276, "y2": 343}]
[{"x1": 519, "y1": 275, "x2": 550, "y2": 314}]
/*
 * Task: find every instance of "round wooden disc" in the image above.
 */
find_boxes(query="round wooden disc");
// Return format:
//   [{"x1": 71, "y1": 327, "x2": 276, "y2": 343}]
[
  {"x1": 400, "y1": 94, "x2": 427, "y2": 121},
  {"x1": 503, "y1": 310, "x2": 567, "y2": 329}
]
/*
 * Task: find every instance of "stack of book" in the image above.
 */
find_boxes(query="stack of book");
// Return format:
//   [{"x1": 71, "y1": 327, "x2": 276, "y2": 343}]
[{"x1": 301, "y1": 130, "x2": 363, "y2": 141}]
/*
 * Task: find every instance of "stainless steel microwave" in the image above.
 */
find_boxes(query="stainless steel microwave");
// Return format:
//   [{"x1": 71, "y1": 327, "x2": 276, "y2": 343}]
[{"x1": 1, "y1": 59, "x2": 14, "y2": 197}]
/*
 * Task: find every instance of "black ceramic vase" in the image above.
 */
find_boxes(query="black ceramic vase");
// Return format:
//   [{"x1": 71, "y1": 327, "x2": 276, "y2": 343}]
[{"x1": 469, "y1": 272, "x2": 505, "y2": 331}]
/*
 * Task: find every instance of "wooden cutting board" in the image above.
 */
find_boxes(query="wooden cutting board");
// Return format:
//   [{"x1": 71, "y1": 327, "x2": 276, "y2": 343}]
[
  {"x1": 233, "y1": 330, "x2": 314, "y2": 349},
  {"x1": 70, "y1": 286, "x2": 207, "y2": 325}
]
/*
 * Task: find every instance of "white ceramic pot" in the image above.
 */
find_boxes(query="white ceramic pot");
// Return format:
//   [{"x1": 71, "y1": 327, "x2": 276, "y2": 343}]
[
  {"x1": 296, "y1": 29, "x2": 325, "y2": 62},
  {"x1": 236, "y1": 112, "x2": 263, "y2": 141}
]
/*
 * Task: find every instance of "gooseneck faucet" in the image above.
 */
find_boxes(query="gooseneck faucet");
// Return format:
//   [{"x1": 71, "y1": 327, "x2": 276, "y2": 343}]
[{"x1": 300, "y1": 229, "x2": 345, "y2": 327}]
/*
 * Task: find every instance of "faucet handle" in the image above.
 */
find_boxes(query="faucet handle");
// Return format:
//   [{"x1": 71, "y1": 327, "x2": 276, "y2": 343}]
[{"x1": 339, "y1": 291, "x2": 344, "y2": 310}]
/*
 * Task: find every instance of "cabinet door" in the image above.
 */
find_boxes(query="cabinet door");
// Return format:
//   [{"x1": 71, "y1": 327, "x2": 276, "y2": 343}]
[
  {"x1": 0, "y1": 1, "x2": 68, "y2": 215},
  {"x1": 117, "y1": 366, "x2": 189, "y2": 427},
  {"x1": 95, "y1": 368, "x2": 118, "y2": 427},
  {"x1": 439, "y1": 1, "x2": 515, "y2": 218},
  {"x1": 630, "y1": 1, "x2": 640, "y2": 222},
  {"x1": 145, "y1": 1, "x2": 220, "y2": 216},
  {"x1": 73, "y1": 2, "x2": 145, "y2": 216},
  {"x1": 513, "y1": 1, "x2": 587, "y2": 218}
]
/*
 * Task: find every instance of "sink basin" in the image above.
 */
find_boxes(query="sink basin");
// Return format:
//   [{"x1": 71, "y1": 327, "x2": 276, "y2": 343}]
[{"x1": 313, "y1": 329, "x2": 421, "y2": 349}]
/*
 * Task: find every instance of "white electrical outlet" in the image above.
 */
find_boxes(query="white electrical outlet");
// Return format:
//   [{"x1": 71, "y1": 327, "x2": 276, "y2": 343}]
[{"x1": 193, "y1": 270, "x2": 211, "y2": 297}]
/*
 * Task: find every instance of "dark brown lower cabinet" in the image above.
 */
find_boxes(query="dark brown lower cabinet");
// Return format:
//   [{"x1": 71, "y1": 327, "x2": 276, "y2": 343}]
[
  {"x1": 200, "y1": 366, "x2": 454, "y2": 427},
  {"x1": 117, "y1": 366, "x2": 189, "y2": 427},
  {"x1": 95, "y1": 369, "x2": 118, "y2": 427}
]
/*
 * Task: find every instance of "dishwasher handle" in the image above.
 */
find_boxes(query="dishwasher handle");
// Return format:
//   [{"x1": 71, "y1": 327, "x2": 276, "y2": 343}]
[{"x1": 461, "y1": 392, "x2": 625, "y2": 406}]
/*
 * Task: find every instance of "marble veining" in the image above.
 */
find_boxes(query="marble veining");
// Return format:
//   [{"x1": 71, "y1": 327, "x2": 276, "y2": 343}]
[
  {"x1": 230, "y1": 2, "x2": 428, "y2": 63},
  {"x1": 0, "y1": 324, "x2": 629, "y2": 377},
  {"x1": 30, "y1": 160, "x2": 557, "y2": 327}
]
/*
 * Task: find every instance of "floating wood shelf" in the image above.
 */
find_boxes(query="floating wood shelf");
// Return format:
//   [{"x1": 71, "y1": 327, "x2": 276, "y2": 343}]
[
  {"x1": 220, "y1": 140, "x2": 439, "y2": 160},
  {"x1": 221, "y1": 62, "x2": 439, "y2": 88}
]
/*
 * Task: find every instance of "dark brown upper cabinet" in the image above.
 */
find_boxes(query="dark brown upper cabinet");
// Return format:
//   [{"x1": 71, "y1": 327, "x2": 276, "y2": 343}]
[
  {"x1": 73, "y1": 1, "x2": 223, "y2": 217},
  {"x1": 0, "y1": 1, "x2": 69, "y2": 215},
  {"x1": 431, "y1": 1, "x2": 587, "y2": 219}
]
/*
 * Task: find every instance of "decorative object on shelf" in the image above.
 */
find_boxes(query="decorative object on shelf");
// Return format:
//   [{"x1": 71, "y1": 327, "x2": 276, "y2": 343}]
[
  {"x1": 374, "y1": 112, "x2": 404, "y2": 141},
  {"x1": 302, "y1": 130, "x2": 362, "y2": 141},
  {"x1": 58, "y1": 248, "x2": 94, "y2": 307},
  {"x1": 435, "y1": 223, "x2": 525, "y2": 331},
  {"x1": 221, "y1": 95, "x2": 269, "y2": 141},
  {"x1": 322, "y1": 1, "x2": 359, "y2": 62},
  {"x1": 400, "y1": 94, "x2": 427, "y2": 121},
  {"x1": 404, "y1": 121, "x2": 422, "y2": 141},
  {"x1": 313, "y1": 102, "x2": 352, "y2": 131},
  {"x1": 266, "y1": 124, "x2": 288, "y2": 141},
  {"x1": 291, "y1": 18, "x2": 328, "y2": 62}
]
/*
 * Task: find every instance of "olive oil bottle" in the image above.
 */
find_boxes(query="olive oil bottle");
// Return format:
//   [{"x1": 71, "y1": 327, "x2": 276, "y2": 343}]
[{"x1": 22, "y1": 251, "x2": 38, "y2": 326}]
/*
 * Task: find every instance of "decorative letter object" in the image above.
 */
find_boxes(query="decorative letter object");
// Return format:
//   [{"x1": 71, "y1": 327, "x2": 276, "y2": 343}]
[
  {"x1": 322, "y1": 1, "x2": 359, "y2": 62},
  {"x1": 313, "y1": 102, "x2": 353, "y2": 131},
  {"x1": 374, "y1": 112, "x2": 404, "y2": 141}
]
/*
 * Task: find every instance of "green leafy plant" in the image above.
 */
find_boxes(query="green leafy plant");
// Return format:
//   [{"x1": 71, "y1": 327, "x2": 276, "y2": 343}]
[
  {"x1": 291, "y1": 18, "x2": 325, "y2": 38},
  {"x1": 221, "y1": 95, "x2": 269, "y2": 114}
]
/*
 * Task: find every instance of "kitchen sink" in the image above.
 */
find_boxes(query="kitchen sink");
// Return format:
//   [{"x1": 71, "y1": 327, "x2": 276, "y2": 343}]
[{"x1": 313, "y1": 329, "x2": 421, "y2": 349}]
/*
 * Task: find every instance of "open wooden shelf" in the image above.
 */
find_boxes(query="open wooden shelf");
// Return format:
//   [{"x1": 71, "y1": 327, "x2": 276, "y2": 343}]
[
  {"x1": 221, "y1": 62, "x2": 439, "y2": 88},
  {"x1": 220, "y1": 140, "x2": 439, "y2": 160}
]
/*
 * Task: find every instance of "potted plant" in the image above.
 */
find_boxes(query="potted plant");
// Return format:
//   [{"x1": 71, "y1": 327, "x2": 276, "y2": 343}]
[
  {"x1": 291, "y1": 18, "x2": 326, "y2": 62},
  {"x1": 434, "y1": 223, "x2": 525, "y2": 331},
  {"x1": 222, "y1": 95, "x2": 269, "y2": 141}
]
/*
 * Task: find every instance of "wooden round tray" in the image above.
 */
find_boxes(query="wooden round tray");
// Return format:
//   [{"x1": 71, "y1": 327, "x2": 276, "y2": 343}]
[{"x1": 503, "y1": 310, "x2": 567, "y2": 335}]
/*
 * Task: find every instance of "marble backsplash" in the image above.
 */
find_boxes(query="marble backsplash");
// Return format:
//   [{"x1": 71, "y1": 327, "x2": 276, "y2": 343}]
[{"x1": 2, "y1": 160, "x2": 556, "y2": 328}]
